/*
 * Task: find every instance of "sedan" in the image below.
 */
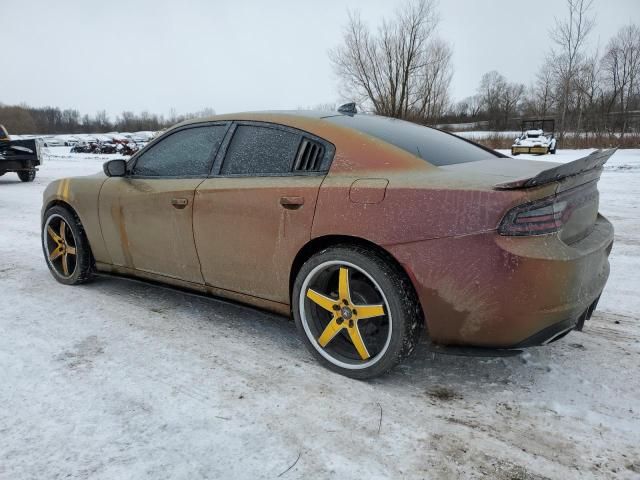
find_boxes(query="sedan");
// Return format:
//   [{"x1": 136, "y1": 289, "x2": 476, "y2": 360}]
[{"x1": 41, "y1": 108, "x2": 614, "y2": 378}]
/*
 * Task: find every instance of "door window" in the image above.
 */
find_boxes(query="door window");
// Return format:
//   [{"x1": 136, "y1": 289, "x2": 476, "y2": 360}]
[
  {"x1": 220, "y1": 125, "x2": 301, "y2": 176},
  {"x1": 132, "y1": 125, "x2": 226, "y2": 177}
]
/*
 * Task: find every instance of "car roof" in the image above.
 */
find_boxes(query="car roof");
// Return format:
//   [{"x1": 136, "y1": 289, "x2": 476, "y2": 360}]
[
  {"x1": 172, "y1": 110, "x2": 501, "y2": 167},
  {"x1": 175, "y1": 110, "x2": 349, "y2": 129}
]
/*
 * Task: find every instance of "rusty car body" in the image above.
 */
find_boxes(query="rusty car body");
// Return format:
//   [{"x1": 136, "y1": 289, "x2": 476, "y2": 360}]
[{"x1": 41, "y1": 109, "x2": 615, "y2": 378}]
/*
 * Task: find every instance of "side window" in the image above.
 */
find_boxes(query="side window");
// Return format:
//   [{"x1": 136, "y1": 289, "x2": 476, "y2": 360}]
[
  {"x1": 221, "y1": 125, "x2": 301, "y2": 176},
  {"x1": 132, "y1": 125, "x2": 226, "y2": 177}
]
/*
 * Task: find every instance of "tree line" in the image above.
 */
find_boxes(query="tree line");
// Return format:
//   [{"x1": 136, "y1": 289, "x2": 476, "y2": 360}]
[
  {"x1": 0, "y1": 104, "x2": 216, "y2": 135},
  {"x1": 2, "y1": 0, "x2": 638, "y2": 138},
  {"x1": 332, "y1": 0, "x2": 640, "y2": 137}
]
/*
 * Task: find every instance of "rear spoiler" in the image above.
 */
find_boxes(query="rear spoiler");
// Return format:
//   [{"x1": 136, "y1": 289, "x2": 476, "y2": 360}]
[{"x1": 494, "y1": 149, "x2": 617, "y2": 190}]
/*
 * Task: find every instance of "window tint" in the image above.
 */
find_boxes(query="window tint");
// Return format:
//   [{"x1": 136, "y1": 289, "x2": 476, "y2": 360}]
[
  {"x1": 132, "y1": 126, "x2": 225, "y2": 177},
  {"x1": 325, "y1": 115, "x2": 498, "y2": 166},
  {"x1": 221, "y1": 125, "x2": 301, "y2": 175}
]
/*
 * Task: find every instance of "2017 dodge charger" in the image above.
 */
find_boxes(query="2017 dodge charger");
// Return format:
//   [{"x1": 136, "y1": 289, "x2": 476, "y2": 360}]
[{"x1": 41, "y1": 108, "x2": 614, "y2": 378}]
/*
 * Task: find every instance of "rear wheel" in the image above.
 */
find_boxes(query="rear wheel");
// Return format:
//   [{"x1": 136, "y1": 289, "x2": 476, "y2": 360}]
[
  {"x1": 18, "y1": 170, "x2": 36, "y2": 182},
  {"x1": 42, "y1": 206, "x2": 94, "y2": 285},
  {"x1": 292, "y1": 245, "x2": 422, "y2": 379}
]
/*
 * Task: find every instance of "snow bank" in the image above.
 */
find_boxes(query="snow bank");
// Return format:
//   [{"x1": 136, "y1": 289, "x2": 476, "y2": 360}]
[{"x1": 0, "y1": 149, "x2": 639, "y2": 479}]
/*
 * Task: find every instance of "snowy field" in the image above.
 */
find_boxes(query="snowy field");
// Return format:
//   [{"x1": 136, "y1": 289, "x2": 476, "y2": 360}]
[
  {"x1": 1, "y1": 147, "x2": 639, "y2": 479},
  {"x1": 457, "y1": 131, "x2": 521, "y2": 140}
]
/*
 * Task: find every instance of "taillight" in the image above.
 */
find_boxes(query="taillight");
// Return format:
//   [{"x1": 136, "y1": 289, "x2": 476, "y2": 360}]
[{"x1": 499, "y1": 181, "x2": 598, "y2": 236}]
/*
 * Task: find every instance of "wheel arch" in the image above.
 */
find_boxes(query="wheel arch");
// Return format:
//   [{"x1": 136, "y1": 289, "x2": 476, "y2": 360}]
[
  {"x1": 42, "y1": 199, "x2": 95, "y2": 264},
  {"x1": 289, "y1": 235, "x2": 422, "y2": 313},
  {"x1": 43, "y1": 199, "x2": 81, "y2": 222}
]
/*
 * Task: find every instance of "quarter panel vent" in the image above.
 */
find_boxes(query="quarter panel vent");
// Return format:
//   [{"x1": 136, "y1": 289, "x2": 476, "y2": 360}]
[{"x1": 294, "y1": 139, "x2": 325, "y2": 172}]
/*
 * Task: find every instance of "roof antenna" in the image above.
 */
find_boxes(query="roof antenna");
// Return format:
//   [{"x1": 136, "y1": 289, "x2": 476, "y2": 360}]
[{"x1": 337, "y1": 102, "x2": 357, "y2": 115}]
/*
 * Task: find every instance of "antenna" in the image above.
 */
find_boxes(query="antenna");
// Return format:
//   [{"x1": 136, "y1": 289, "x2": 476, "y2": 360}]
[{"x1": 337, "y1": 102, "x2": 358, "y2": 115}]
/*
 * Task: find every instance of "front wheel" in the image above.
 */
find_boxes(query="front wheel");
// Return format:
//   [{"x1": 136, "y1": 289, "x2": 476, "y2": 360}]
[
  {"x1": 42, "y1": 206, "x2": 94, "y2": 285},
  {"x1": 18, "y1": 170, "x2": 36, "y2": 182},
  {"x1": 292, "y1": 245, "x2": 422, "y2": 379}
]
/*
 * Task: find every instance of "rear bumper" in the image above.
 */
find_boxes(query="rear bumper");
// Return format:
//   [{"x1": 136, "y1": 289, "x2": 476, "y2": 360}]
[
  {"x1": 0, "y1": 159, "x2": 40, "y2": 172},
  {"x1": 512, "y1": 146, "x2": 549, "y2": 155},
  {"x1": 0, "y1": 139, "x2": 42, "y2": 170},
  {"x1": 513, "y1": 293, "x2": 600, "y2": 348},
  {"x1": 387, "y1": 215, "x2": 614, "y2": 348}
]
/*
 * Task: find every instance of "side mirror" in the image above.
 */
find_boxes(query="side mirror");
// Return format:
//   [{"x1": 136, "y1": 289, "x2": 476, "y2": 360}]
[{"x1": 103, "y1": 159, "x2": 127, "y2": 177}]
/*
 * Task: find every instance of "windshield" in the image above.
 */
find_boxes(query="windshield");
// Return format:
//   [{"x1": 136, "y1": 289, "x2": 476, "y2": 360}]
[{"x1": 324, "y1": 114, "x2": 499, "y2": 166}]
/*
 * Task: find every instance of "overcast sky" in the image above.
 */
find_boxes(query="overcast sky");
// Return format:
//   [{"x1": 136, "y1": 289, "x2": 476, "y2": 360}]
[{"x1": 1, "y1": 0, "x2": 638, "y2": 118}]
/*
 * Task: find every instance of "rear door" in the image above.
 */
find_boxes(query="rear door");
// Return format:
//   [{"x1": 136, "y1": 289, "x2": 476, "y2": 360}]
[
  {"x1": 98, "y1": 123, "x2": 229, "y2": 283},
  {"x1": 193, "y1": 122, "x2": 333, "y2": 304}
]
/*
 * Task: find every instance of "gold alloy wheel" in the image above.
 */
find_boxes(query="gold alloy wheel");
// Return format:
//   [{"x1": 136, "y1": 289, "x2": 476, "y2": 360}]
[
  {"x1": 300, "y1": 261, "x2": 392, "y2": 369},
  {"x1": 44, "y1": 214, "x2": 77, "y2": 278}
]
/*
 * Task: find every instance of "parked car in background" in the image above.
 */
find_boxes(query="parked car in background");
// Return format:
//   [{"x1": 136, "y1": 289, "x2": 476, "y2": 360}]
[
  {"x1": 41, "y1": 108, "x2": 614, "y2": 378},
  {"x1": 59, "y1": 135, "x2": 81, "y2": 146},
  {"x1": 512, "y1": 119, "x2": 557, "y2": 155},
  {"x1": 131, "y1": 131, "x2": 156, "y2": 143},
  {"x1": 41, "y1": 136, "x2": 65, "y2": 147}
]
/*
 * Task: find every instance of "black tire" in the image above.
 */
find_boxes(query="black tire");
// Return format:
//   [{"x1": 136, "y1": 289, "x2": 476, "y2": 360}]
[
  {"x1": 292, "y1": 244, "x2": 422, "y2": 379},
  {"x1": 42, "y1": 205, "x2": 94, "y2": 285},
  {"x1": 18, "y1": 170, "x2": 36, "y2": 182}
]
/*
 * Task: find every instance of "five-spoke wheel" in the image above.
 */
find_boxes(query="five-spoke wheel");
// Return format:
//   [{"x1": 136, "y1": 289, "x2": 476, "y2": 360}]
[
  {"x1": 293, "y1": 245, "x2": 422, "y2": 379},
  {"x1": 44, "y1": 214, "x2": 78, "y2": 278},
  {"x1": 42, "y1": 206, "x2": 93, "y2": 285}
]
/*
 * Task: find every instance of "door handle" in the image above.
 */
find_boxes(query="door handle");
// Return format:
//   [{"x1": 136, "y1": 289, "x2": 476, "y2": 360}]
[
  {"x1": 280, "y1": 196, "x2": 304, "y2": 210},
  {"x1": 171, "y1": 198, "x2": 189, "y2": 209}
]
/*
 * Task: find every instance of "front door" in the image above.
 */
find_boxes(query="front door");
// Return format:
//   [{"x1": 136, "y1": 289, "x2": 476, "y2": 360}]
[
  {"x1": 98, "y1": 123, "x2": 229, "y2": 283},
  {"x1": 99, "y1": 177, "x2": 205, "y2": 282}
]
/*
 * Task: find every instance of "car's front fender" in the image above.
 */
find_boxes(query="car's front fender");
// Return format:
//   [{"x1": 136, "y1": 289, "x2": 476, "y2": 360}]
[{"x1": 42, "y1": 174, "x2": 111, "y2": 265}]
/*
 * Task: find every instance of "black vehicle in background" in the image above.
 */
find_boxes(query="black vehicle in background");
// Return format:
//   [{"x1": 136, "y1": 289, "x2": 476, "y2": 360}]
[{"x1": 0, "y1": 125, "x2": 42, "y2": 182}]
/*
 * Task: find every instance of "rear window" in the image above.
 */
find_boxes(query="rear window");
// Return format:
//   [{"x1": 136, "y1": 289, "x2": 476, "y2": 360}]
[
  {"x1": 324, "y1": 115, "x2": 498, "y2": 166},
  {"x1": 221, "y1": 125, "x2": 301, "y2": 176}
]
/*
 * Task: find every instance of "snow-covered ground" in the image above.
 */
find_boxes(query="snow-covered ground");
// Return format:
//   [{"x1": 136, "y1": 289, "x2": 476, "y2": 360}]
[
  {"x1": 1, "y1": 147, "x2": 639, "y2": 479},
  {"x1": 457, "y1": 130, "x2": 521, "y2": 140}
]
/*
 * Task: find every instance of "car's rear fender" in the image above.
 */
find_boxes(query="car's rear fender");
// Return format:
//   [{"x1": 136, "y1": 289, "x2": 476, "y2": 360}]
[{"x1": 311, "y1": 169, "x2": 551, "y2": 246}]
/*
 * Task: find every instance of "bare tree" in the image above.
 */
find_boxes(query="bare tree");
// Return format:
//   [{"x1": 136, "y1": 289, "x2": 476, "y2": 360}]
[
  {"x1": 296, "y1": 103, "x2": 337, "y2": 112},
  {"x1": 527, "y1": 62, "x2": 555, "y2": 117},
  {"x1": 93, "y1": 110, "x2": 110, "y2": 131},
  {"x1": 602, "y1": 24, "x2": 640, "y2": 136},
  {"x1": 574, "y1": 50, "x2": 605, "y2": 133},
  {"x1": 478, "y1": 70, "x2": 507, "y2": 122},
  {"x1": 502, "y1": 82, "x2": 525, "y2": 127},
  {"x1": 466, "y1": 94, "x2": 482, "y2": 118},
  {"x1": 549, "y1": 0, "x2": 596, "y2": 134},
  {"x1": 477, "y1": 70, "x2": 525, "y2": 129},
  {"x1": 410, "y1": 38, "x2": 453, "y2": 120},
  {"x1": 330, "y1": 0, "x2": 453, "y2": 122}
]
